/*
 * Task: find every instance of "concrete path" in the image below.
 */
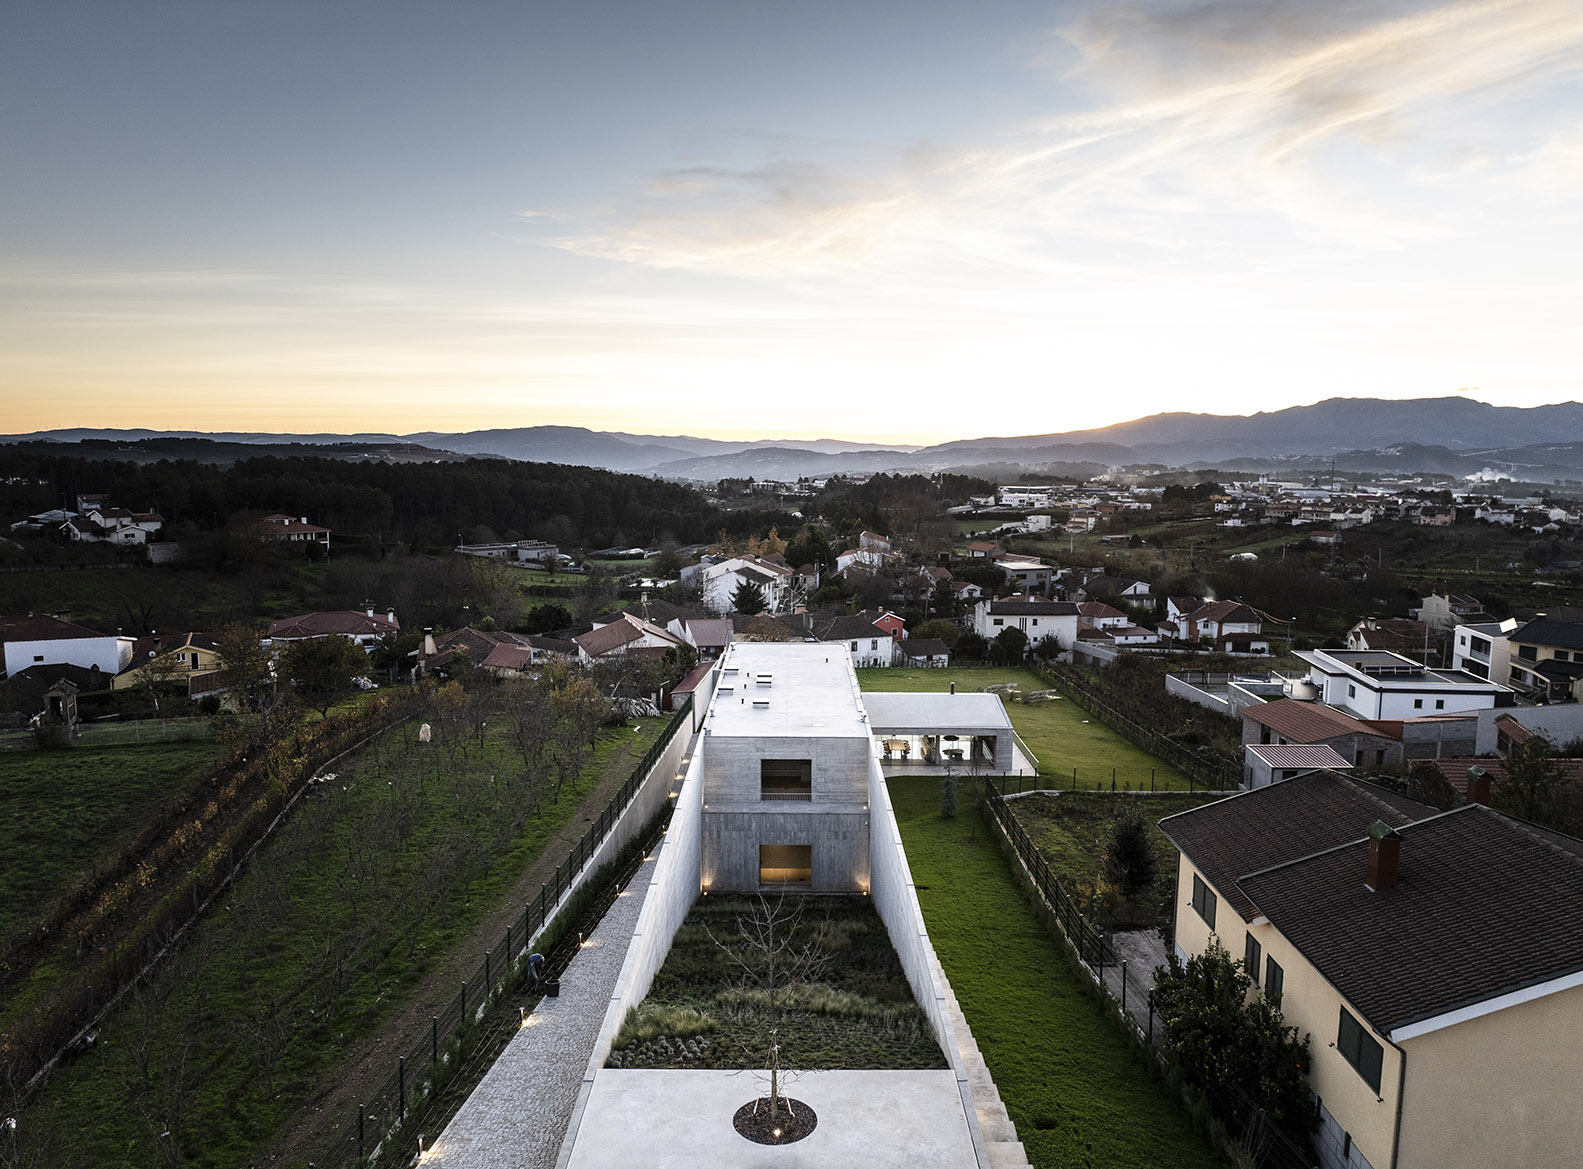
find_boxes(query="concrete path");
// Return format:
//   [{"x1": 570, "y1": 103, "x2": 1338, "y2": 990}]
[
  {"x1": 1098, "y1": 927, "x2": 1168, "y2": 1046},
  {"x1": 421, "y1": 852, "x2": 659, "y2": 1169}
]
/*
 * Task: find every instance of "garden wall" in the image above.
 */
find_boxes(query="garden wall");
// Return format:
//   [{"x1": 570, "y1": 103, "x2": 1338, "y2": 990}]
[
  {"x1": 867, "y1": 754, "x2": 991, "y2": 1168},
  {"x1": 556, "y1": 747, "x2": 706, "y2": 1169}
]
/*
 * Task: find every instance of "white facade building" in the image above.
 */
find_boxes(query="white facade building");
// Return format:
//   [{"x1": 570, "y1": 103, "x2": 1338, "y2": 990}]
[{"x1": 1295, "y1": 648, "x2": 1510, "y2": 720}]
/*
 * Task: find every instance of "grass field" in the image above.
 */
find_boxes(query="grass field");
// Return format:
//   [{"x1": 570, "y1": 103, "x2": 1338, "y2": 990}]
[
  {"x1": 0, "y1": 741, "x2": 219, "y2": 951},
  {"x1": 1008, "y1": 791, "x2": 1227, "y2": 928},
  {"x1": 856, "y1": 667, "x2": 1193, "y2": 790},
  {"x1": 888, "y1": 776, "x2": 1224, "y2": 1169},
  {"x1": 13, "y1": 702, "x2": 664, "y2": 1169}
]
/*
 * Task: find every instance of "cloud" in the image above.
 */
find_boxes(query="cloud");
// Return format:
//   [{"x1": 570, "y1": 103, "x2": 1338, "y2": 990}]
[{"x1": 521, "y1": 0, "x2": 1583, "y2": 281}]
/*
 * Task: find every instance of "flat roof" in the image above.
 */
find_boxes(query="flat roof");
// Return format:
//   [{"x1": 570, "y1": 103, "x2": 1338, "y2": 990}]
[
  {"x1": 706, "y1": 642, "x2": 868, "y2": 739},
  {"x1": 861, "y1": 691, "x2": 1014, "y2": 735}
]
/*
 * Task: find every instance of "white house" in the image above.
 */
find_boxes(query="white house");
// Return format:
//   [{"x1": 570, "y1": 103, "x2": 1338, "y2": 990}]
[
  {"x1": 573, "y1": 612, "x2": 686, "y2": 666},
  {"x1": 264, "y1": 608, "x2": 399, "y2": 652},
  {"x1": 690, "y1": 555, "x2": 796, "y2": 615},
  {"x1": 972, "y1": 595, "x2": 1080, "y2": 650},
  {"x1": 1294, "y1": 648, "x2": 1510, "y2": 720},
  {"x1": 0, "y1": 614, "x2": 135, "y2": 677}
]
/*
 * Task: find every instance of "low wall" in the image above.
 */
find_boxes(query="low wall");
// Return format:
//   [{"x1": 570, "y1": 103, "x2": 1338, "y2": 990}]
[
  {"x1": 867, "y1": 755, "x2": 991, "y2": 1169},
  {"x1": 557, "y1": 748, "x2": 705, "y2": 1169},
  {"x1": 1165, "y1": 673, "x2": 1235, "y2": 716},
  {"x1": 578, "y1": 710, "x2": 696, "y2": 888}
]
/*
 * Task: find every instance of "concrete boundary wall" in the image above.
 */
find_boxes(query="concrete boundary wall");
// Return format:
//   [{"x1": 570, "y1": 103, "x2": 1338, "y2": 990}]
[
  {"x1": 555, "y1": 748, "x2": 705, "y2": 1169},
  {"x1": 1165, "y1": 673, "x2": 1235, "y2": 715},
  {"x1": 868, "y1": 754, "x2": 992, "y2": 1169}
]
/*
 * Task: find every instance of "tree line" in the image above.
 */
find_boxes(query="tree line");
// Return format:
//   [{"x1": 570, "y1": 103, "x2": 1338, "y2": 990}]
[{"x1": 0, "y1": 444, "x2": 799, "y2": 551}]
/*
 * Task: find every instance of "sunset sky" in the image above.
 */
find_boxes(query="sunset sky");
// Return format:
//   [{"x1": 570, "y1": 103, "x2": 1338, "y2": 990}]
[{"x1": 3, "y1": 0, "x2": 1581, "y2": 444}]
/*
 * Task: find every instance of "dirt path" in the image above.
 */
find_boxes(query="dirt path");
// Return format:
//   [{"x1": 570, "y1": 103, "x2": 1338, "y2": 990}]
[{"x1": 264, "y1": 727, "x2": 667, "y2": 1167}]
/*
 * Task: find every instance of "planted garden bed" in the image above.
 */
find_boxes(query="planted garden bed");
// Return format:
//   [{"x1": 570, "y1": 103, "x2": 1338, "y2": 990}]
[{"x1": 608, "y1": 894, "x2": 945, "y2": 1071}]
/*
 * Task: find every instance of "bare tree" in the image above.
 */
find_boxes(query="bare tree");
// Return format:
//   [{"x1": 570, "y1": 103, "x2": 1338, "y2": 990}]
[{"x1": 706, "y1": 891, "x2": 830, "y2": 1126}]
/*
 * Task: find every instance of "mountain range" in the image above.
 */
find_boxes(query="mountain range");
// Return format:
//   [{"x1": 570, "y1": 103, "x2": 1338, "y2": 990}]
[{"x1": 9, "y1": 397, "x2": 1583, "y2": 482}]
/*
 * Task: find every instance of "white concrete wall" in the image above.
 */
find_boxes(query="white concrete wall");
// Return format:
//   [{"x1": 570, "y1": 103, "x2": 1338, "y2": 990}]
[
  {"x1": 3, "y1": 635, "x2": 131, "y2": 676},
  {"x1": 1475, "y1": 704, "x2": 1583, "y2": 754},
  {"x1": 559, "y1": 749, "x2": 706, "y2": 1169}
]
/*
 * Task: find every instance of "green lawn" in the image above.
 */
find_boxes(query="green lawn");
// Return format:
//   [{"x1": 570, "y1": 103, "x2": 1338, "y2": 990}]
[
  {"x1": 0, "y1": 741, "x2": 220, "y2": 950},
  {"x1": 856, "y1": 667, "x2": 1193, "y2": 790},
  {"x1": 888, "y1": 777, "x2": 1224, "y2": 1169}
]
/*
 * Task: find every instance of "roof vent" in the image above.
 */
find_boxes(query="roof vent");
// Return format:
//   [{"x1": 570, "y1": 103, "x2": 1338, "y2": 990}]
[
  {"x1": 757, "y1": 674, "x2": 773, "y2": 686},
  {"x1": 1465, "y1": 765, "x2": 1492, "y2": 806},
  {"x1": 752, "y1": 700, "x2": 770, "y2": 709}
]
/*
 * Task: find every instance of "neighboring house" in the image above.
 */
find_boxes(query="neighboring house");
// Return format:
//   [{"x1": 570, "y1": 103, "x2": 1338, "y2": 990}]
[
  {"x1": 265, "y1": 608, "x2": 398, "y2": 652},
  {"x1": 1162, "y1": 773, "x2": 1583, "y2": 1169},
  {"x1": 1415, "y1": 592, "x2": 1491, "y2": 632},
  {"x1": 1506, "y1": 616, "x2": 1583, "y2": 701},
  {"x1": 111, "y1": 632, "x2": 223, "y2": 691},
  {"x1": 1242, "y1": 743, "x2": 1353, "y2": 789},
  {"x1": 965, "y1": 542, "x2": 1001, "y2": 559},
  {"x1": 477, "y1": 638, "x2": 574, "y2": 675},
  {"x1": 1184, "y1": 600, "x2": 1263, "y2": 646},
  {"x1": 62, "y1": 507, "x2": 164, "y2": 545},
  {"x1": 1076, "y1": 573, "x2": 1151, "y2": 602},
  {"x1": 949, "y1": 580, "x2": 985, "y2": 604},
  {"x1": 972, "y1": 596, "x2": 1081, "y2": 649},
  {"x1": 572, "y1": 612, "x2": 685, "y2": 665},
  {"x1": 993, "y1": 554, "x2": 1052, "y2": 594},
  {"x1": 453, "y1": 539, "x2": 558, "y2": 563},
  {"x1": 807, "y1": 614, "x2": 898, "y2": 667},
  {"x1": 669, "y1": 617, "x2": 733, "y2": 660},
  {"x1": 691, "y1": 555, "x2": 796, "y2": 615},
  {"x1": 1450, "y1": 618, "x2": 1518, "y2": 684},
  {"x1": 1295, "y1": 648, "x2": 1510, "y2": 720},
  {"x1": 0, "y1": 614, "x2": 135, "y2": 678},
  {"x1": 1077, "y1": 601, "x2": 1130, "y2": 631},
  {"x1": 1345, "y1": 617, "x2": 1430, "y2": 658},
  {"x1": 899, "y1": 638, "x2": 950, "y2": 668},
  {"x1": 251, "y1": 513, "x2": 332, "y2": 551},
  {"x1": 1, "y1": 662, "x2": 111, "y2": 719},
  {"x1": 1242, "y1": 698, "x2": 1406, "y2": 772},
  {"x1": 1109, "y1": 624, "x2": 1161, "y2": 647}
]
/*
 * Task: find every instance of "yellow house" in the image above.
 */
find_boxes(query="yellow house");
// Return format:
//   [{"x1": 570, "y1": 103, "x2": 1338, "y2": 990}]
[
  {"x1": 111, "y1": 632, "x2": 223, "y2": 691},
  {"x1": 1162, "y1": 772, "x2": 1583, "y2": 1169}
]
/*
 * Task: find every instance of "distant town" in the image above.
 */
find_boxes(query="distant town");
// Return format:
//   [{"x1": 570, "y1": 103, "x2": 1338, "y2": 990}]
[{"x1": 2, "y1": 425, "x2": 1581, "y2": 1169}]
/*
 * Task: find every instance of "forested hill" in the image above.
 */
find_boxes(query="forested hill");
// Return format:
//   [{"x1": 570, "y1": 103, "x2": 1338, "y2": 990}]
[{"x1": 0, "y1": 447, "x2": 791, "y2": 549}]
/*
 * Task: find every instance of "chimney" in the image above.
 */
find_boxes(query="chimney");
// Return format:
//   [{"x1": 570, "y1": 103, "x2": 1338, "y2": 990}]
[
  {"x1": 387, "y1": 609, "x2": 396, "y2": 626},
  {"x1": 1366, "y1": 821, "x2": 1402, "y2": 892},
  {"x1": 1465, "y1": 765, "x2": 1492, "y2": 806},
  {"x1": 301, "y1": 516, "x2": 308, "y2": 525},
  {"x1": 423, "y1": 627, "x2": 437, "y2": 658}
]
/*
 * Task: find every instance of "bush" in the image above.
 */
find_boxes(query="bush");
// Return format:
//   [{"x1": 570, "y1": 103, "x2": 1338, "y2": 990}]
[{"x1": 1151, "y1": 940, "x2": 1318, "y2": 1144}]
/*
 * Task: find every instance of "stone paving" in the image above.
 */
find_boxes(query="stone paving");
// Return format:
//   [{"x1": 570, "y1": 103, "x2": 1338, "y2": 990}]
[{"x1": 421, "y1": 853, "x2": 659, "y2": 1169}]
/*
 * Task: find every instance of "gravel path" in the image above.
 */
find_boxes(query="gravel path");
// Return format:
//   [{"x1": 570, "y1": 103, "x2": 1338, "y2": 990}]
[{"x1": 422, "y1": 851, "x2": 658, "y2": 1169}]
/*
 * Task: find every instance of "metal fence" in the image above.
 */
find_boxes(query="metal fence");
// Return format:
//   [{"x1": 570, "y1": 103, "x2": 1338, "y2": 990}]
[
  {"x1": 311, "y1": 694, "x2": 693, "y2": 1169},
  {"x1": 983, "y1": 778, "x2": 1316, "y2": 1169},
  {"x1": 1030, "y1": 663, "x2": 1240, "y2": 790},
  {"x1": 0, "y1": 716, "x2": 215, "y2": 752}
]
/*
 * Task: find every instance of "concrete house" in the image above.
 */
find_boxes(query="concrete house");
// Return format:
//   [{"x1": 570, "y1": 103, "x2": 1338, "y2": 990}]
[
  {"x1": 700, "y1": 643, "x2": 874, "y2": 892},
  {"x1": 111, "y1": 632, "x2": 222, "y2": 690},
  {"x1": 264, "y1": 608, "x2": 398, "y2": 652},
  {"x1": 1162, "y1": 774, "x2": 1583, "y2": 1169}
]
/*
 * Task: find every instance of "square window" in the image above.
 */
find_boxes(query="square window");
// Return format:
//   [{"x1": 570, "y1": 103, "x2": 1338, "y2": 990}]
[
  {"x1": 1435, "y1": 699, "x2": 1444, "y2": 709},
  {"x1": 1337, "y1": 1007, "x2": 1384, "y2": 1093},
  {"x1": 760, "y1": 759, "x2": 812, "y2": 801},
  {"x1": 1413, "y1": 699, "x2": 1423, "y2": 709},
  {"x1": 1244, "y1": 933, "x2": 1262, "y2": 984},
  {"x1": 1265, "y1": 957, "x2": 1284, "y2": 1002},
  {"x1": 1191, "y1": 873, "x2": 1217, "y2": 930},
  {"x1": 993, "y1": 618, "x2": 1004, "y2": 627}
]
